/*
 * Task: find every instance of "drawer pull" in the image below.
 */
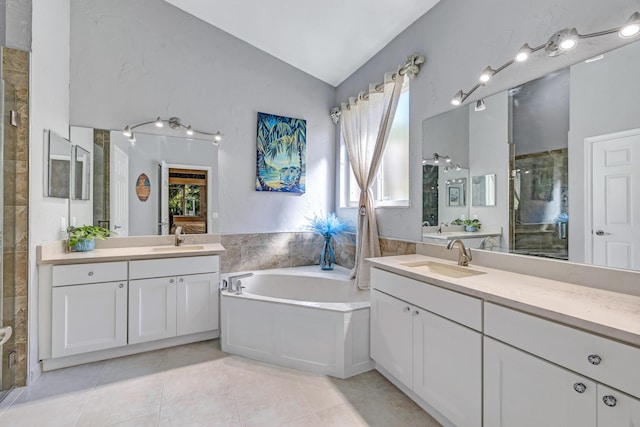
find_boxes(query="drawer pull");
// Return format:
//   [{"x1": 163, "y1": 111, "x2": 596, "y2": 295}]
[
  {"x1": 119, "y1": 283, "x2": 124, "y2": 289},
  {"x1": 602, "y1": 395, "x2": 617, "y2": 407},
  {"x1": 573, "y1": 383, "x2": 587, "y2": 394},
  {"x1": 88, "y1": 271, "x2": 94, "y2": 276},
  {"x1": 169, "y1": 279, "x2": 175, "y2": 284},
  {"x1": 179, "y1": 278, "x2": 184, "y2": 283},
  {"x1": 413, "y1": 310, "x2": 420, "y2": 316},
  {"x1": 403, "y1": 307, "x2": 410, "y2": 312},
  {"x1": 587, "y1": 354, "x2": 602, "y2": 365}
]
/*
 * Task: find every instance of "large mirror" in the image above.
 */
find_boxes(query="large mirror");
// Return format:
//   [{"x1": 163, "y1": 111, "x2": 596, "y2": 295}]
[
  {"x1": 69, "y1": 127, "x2": 219, "y2": 236},
  {"x1": 73, "y1": 145, "x2": 91, "y2": 200},
  {"x1": 46, "y1": 130, "x2": 72, "y2": 199},
  {"x1": 422, "y1": 38, "x2": 640, "y2": 271}
]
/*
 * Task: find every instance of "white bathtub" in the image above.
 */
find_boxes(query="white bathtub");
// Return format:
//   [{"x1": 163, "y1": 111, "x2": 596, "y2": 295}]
[{"x1": 220, "y1": 265, "x2": 374, "y2": 379}]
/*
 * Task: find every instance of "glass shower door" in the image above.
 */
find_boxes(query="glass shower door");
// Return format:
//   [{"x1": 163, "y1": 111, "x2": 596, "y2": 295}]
[{"x1": 0, "y1": 78, "x2": 16, "y2": 402}]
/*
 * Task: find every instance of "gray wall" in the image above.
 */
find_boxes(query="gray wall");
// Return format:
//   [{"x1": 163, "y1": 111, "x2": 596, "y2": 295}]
[
  {"x1": 569, "y1": 40, "x2": 640, "y2": 263},
  {"x1": 336, "y1": 0, "x2": 640, "y2": 241},
  {"x1": 70, "y1": 0, "x2": 336, "y2": 235}
]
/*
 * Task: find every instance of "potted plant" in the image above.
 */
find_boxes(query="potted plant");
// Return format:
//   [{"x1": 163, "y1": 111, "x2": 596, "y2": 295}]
[
  {"x1": 67, "y1": 225, "x2": 113, "y2": 252},
  {"x1": 307, "y1": 213, "x2": 353, "y2": 270},
  {"x1": 463, "y1": 218, "x2": 481, "y2": 232}
]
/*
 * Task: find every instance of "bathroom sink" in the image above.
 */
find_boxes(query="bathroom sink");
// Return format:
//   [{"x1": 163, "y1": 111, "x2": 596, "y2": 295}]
[
  {"x1": 399, "y1": 260, "x2": 486, "y2": 278},
  {"x1": 151, "y1": 245, "x2": 206, "y2": 253}
]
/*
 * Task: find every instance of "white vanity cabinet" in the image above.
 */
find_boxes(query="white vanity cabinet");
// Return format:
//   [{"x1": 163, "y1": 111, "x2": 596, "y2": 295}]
[
  {"x1": 370, "y1": 268, "x2": 482, "y2": 427},
  {"x1": 51, "y1": 262, "x2": 128, "y2": 357},
  {"x1": 484, "y1": 303, "x2": 640, "y2": 426},
  {"x1": 129, "y1": 256, "x2": 219, "y2": 344}
]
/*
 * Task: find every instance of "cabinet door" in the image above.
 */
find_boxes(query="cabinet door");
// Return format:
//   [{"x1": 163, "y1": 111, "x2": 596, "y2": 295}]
[
  {"x1": 129, "y1": 277, "x2": 177, "y2": 344},
  {"x1": 484, "y1": 337, "x2": 597, "y2": 427},
  {"x1": 413, "y1": 309, "x2": 482, "y2": 427},
  {"x1": 176, "y1": 273, "x2": 219, "y2": 335},
  {"x1": 597, "y1": 385, "x2": 640, "y2": 426},
  {"x1": 52, "y1": 281, "x2": 127, "y2": 357},
  {"x1": 370, "y1": 290, "x2": 413, "y2": 386}
]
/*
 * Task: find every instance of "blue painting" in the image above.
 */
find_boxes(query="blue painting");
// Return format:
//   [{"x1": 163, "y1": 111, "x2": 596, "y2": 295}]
[{"x1": 256, "y1": 112, "x2": 306, "y2": 193}]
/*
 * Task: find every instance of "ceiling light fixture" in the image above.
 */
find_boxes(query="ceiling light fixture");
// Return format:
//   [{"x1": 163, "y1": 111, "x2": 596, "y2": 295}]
[
  {"x1": 423, "y1": 153, "x2": 457, "y2": 167},
  {"x1": 122, "y1": 116, "x2": 223, "y2": 143},
  {"x1": 475, "y1": 99, "x2": 486, "y2": 111},
  {"x1": 450, "y1": 12, "x2": 640, "y2": 107}
]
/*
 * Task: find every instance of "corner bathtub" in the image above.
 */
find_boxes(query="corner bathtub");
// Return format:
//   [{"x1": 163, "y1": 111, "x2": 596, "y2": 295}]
[{"x1": 220, "y1": 265, "x2": 374, "y2": 379}]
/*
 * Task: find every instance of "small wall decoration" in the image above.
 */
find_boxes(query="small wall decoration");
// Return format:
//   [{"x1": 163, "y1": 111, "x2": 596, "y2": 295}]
[
  {"x1": 136, "y1": 173, "x2": 151, "y2": 202},
  {"x1": 256, "y1": 112, "x2": 306, "y2": 193}
]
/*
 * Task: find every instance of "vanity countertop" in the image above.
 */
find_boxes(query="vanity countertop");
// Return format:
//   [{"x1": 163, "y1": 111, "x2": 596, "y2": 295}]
[
  {"x1": 37, "y1": 243, "x2": 226, "y2": 265},
  {"x1": 422, "y1": 230, "x2": 501, "y2": 240},
  {"x1": 367, "y1": 254, "x2": 640, "y2": 348}
]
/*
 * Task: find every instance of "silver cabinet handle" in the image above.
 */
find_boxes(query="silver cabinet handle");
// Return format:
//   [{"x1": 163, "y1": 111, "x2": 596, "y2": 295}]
[
  {"x1": 179, "y1": 278, "x2": 184, "y2": 283},
  {"x1": 119, "y1": 283, "x2": 124, "y2": 289},
  {"x1": 113, "y1": 225, "x2": 122, "y2": 230},
  {"x1": 602, "y1": 395, "x2": 617, "y2": 407},
  {"x1": 413, "y1": 310, "x2": 420, "y2": 316},
  {"x1": 403, "y1": 307, "x2": 410, "y2": 312},
  {"x1": 169, "y1": 279, "x2": 174, "y2": 284},
  {"x1": 573, "y1": 383, "x2": 587, "y2": 393},
  {"x1": 88, "y1": 271, "x2": 94, "y2": 276},
  {"x1": 588, "y1": 354, "x2": 602, "y2": 365}
]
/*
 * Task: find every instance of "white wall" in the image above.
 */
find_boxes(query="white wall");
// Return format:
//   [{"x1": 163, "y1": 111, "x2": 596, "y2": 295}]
[
  {"x1": 69, "y1": 126, "x2": 93, "y2": 227},
  {"x1": 336, "y1": 0, "x2": 640, "y2": 241},
  {"x1": 69, "y1": 0, "x2": 336, "y2": 235},
  {"x1": 29, "y1": 0, "x2": 70, "y2": 383}
]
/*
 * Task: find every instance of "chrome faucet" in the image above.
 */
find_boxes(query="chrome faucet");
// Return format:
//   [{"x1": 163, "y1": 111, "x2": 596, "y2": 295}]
[
  {"x1": 438, "y1": 222, "x2": 448, "y2": 233},
  {"x1": 174, "y1": 226, "x2": 185, "y2": 246},
  {"x1": 446, "y1": 239, "x2": 472, "y2": 266},
  {"x1": 224, "y1": 272, "x2": 254, "y2": 294}
]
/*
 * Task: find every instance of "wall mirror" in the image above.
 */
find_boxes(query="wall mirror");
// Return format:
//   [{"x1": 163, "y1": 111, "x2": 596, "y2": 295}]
[
  {"x1": 422, "y1": 38, "x2": 640, "y2": 271},
  {"x1": 73, "y1": 145, "x2": 91, "y2": 200},
  {"x1": 69, "y1": 127, "x2": 219, "y2": 237},
  {"x1": 46, "y1": 130, "x2": 71, "y2": 199},
  {"x1": 471, "y1": 174, "x2": 496, "y2": 207}
]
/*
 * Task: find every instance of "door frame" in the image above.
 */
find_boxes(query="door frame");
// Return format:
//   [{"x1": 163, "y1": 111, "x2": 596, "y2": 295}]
[
  {"x1": 584, "y1": 127, "x2": 640, "y2": 265},
  {"x1": 162, "y1": 163, "x2": 213, "y2": 234}
]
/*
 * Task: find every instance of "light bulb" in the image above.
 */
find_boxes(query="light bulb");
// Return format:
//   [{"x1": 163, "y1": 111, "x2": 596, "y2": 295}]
[
  {"x1": 186, "y1": 125, "x2": 194, "y2": 136},
  {"x1": 128, "y1": 133, "x2": 136, "y2": 144},
  {"x1": 479, "y1": 66, "x2": 495, "y2": 83},
  {"x1": 560, "y1": 38, "x2": 577, "y2": 50},
  {"x1": 123, "y1": 125, "x2": 132, "y2": 137},
  {"x1": 213, "y1": 132, "x2": 223, "y2": 142},
  {"x1": 515, "y1": 43, "x2": 532, "y2": 62},
  {"x1": 558, "y1": 28, "x2": 578, "y2": 51},
  {"x1": 451, "y1": 90, "x2": 464, "y2": 106},
  {"x1": 619, "y1": 12, "x2": 640, "y2": 38},
  {"x1": 154, "y1": 117, "x2": 164, "y2": 128}
]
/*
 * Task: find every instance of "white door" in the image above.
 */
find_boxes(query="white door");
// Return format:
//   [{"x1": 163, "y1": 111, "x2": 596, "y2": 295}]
[
  {"x1": 484, "y1": 337, "x2": 596, "y2": 427},
  {"x1": 597, "y1": 384, "x2": 640, "y2": 426},
  {"x1": 413, "y1": 309, "x2": 482, "y2": 427},
  {"x1": 176, "y1": 273, "x2": 219, "y2": 335},
  {"x1": 51, "y1": 281, "x2": 127, "y2": 357},
  {"x1": 160, "y1": 161, "x2": 169, "y2": 235},
  {"x1": 110, "y1": 144, "x2": 129, "y2": 236},
  {"x1": 591, "y1": 130, "x2": 640, "y2": 270},
  {"x1": 129, "y1": 277, "x2": 177, "y2": 344},
  {"x1": 370, "y1": 290, "x2": 413, "y2": 386}
]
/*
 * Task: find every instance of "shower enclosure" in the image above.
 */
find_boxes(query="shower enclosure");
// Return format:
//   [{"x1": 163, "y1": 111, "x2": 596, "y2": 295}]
[{"x1": 0, "y1": 77, "x2": 18, "y2": 402}]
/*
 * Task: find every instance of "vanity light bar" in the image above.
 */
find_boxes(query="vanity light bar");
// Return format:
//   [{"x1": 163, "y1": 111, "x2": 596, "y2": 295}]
[
  {"x1": 450, "y1": 11, "x2": 640, "y2": 106},
  {"x1": 122, "y1": 116, "x2": 223, "y2": 144}
]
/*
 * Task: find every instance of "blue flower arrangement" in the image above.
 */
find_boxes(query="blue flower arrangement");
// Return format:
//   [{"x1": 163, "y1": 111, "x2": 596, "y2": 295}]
[{"x1": 307, "y1": 212, "x2": 353, "y2": 270}]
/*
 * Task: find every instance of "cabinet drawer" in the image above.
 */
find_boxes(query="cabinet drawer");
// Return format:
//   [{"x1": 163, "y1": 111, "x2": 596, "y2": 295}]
[
  {"x1": 129, "y1": 255, "x2": 219, "y2": 280},
  {"x1": 485, "y1": 303, "x2": 640, "y2": 398},
  {"x1": 52, "y1": 261, "x2": 128, "y2": 287},
  {"x1": 371, "y1": 268, "x2": 482, "y2": 331}
]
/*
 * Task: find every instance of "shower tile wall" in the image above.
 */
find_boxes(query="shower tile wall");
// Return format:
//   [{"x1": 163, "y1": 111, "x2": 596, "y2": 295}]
[{"x1": 2, "y1": 47, "x2": 29, "y2": 387}]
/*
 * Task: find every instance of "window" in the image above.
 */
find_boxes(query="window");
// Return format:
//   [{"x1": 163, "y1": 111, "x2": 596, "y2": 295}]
[{"x1": 340, "y1": 77, "x2": 410, "y2": 207}]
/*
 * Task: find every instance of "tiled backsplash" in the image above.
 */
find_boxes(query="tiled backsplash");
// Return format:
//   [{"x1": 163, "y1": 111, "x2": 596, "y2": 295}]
[{"x1": 220, "y1": 232, "x2": 416, "y2": 274}]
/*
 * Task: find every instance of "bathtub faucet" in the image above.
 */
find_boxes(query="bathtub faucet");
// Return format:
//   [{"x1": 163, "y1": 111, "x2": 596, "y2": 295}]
[
  {"x1": 174, "y1": 226, "x2": 184, "y2": 246},
  {"x1": 225, "y1": 272, "x2": 254, "y2": 294}
]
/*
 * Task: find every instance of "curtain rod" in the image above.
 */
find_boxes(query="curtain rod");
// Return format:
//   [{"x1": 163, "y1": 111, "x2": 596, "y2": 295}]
[{"x1": 330, "y1": 53, "x2": 425, "y2": 123}]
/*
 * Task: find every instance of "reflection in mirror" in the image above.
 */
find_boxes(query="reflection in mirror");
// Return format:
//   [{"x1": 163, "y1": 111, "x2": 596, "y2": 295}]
[
  {"x1": 421, "y1": 38, "x2": 640, "y2": 271},
  {"x1": 471, "y1": 174, "x2": 496, "y2": 207},
  {"x1": 47, "y1": 130, "x2": 71, "y2": 198},
  {"x1": 70, "y1": 126, "x2": 219, "y2": 237},
  {"x1": 73, "y1": 145, "x2": 91, "y2": 200},
  {"x1": 446, "y1": 178, "x2": 466, "y2": 207}
]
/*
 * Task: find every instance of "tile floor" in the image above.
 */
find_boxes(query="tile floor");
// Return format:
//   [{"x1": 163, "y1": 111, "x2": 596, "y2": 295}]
[{"x1": 0, "y1": 340, "x2": 441, "y2": 427}]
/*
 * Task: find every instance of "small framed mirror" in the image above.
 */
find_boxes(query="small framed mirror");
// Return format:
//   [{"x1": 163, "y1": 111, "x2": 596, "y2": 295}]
[
  {"x1": 446, "y1": 177, "x2": 467, "y2": 207},
  {"x1": 73, "y1": 145, "x2": 91, "y2": 200},
  {"x1": 47, "y1": 130, "x2": 71, "y2": 198},
  {"x1": 472, "y1": 174, "x2": 496, "y2": 206}
]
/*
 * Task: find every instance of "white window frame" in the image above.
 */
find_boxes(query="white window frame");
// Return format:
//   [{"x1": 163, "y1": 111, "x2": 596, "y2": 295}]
[{"x1": 339, "y1": 78, "x2": 410, "y2": 209}]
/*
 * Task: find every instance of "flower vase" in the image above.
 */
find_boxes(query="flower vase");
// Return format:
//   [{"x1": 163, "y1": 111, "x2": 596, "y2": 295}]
[{"x1": 320, "y1": 236, "x2": 336, "y2": 270}]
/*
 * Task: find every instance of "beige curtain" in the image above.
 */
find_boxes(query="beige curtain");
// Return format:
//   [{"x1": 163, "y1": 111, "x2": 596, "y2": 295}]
[{"x1": 340, "y1": 72, "x2": 404, "y2": 289}]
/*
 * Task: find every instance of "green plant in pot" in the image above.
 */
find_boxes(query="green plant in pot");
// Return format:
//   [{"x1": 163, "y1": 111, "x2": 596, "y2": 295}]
[
  {"x1": 463, "y1": 218, "x2": 481, "y2": 232},
  {"x1": 67, "y1": 225, "x2": 113, "y2": 252}
]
